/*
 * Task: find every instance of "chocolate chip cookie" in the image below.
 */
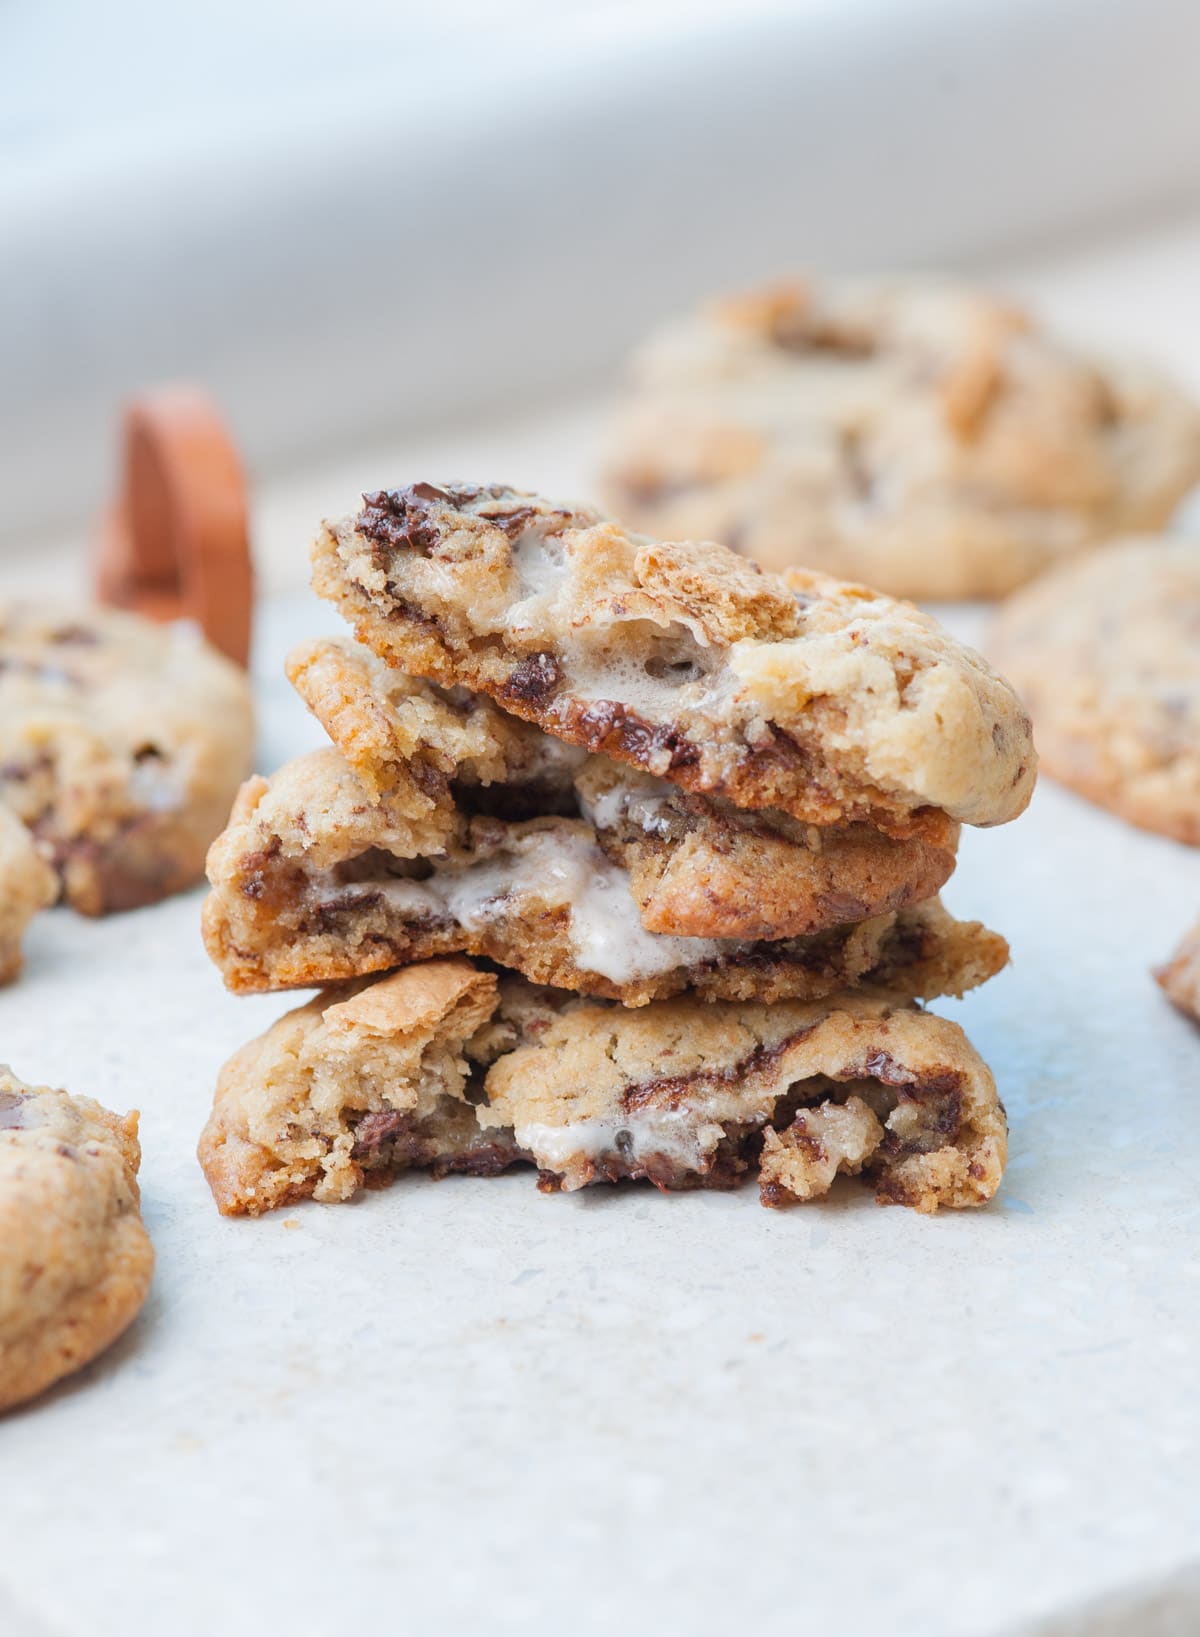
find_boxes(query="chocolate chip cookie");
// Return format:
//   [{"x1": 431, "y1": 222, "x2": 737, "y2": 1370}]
[
  {"x1": 0, "y1": 1069, "x2": 153, "y2": 1412},
  {"x1": 202, "y1": 746, "x2": 1005, "y2": 1004},
  {"x1": 202, "y1": 961, "x2": 1005, "y2": 1216},
  {"x1": 602, "y1": 278, "x2": 1200, "y2": 599},
  {"x1": 482, "y1": 982, "x2": 1006, "y2": 1212},
  {"x1": 1157, "y1": 920, "x2": 1200, "y2": 1022},
  {"x1": 0, "y1": 603, "x2": 255, "y2": 913},
  {"x1": 289, "y1": 635, "x2": 959, "y2": 941},
  {"x1": 990, "y1": 538, "x2": 1200, "y2": 843},
  {"x1": 0, "y1": 804, "x2": 55, "y2": 983},
  {"x1": 312, "y1": 483, "x2": 1036, "y2": 833}
]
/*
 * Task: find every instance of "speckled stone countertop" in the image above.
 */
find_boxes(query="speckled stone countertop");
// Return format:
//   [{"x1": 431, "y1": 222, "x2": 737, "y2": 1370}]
[{"x1": 4, "y1": 220, "x2": 1200, "y2": 1632}]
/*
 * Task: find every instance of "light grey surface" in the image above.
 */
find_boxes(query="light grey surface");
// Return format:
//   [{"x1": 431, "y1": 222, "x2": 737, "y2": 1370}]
[
  {"x1": 1, "y1": 592, "x2": 1198, "y2": 1636},
  {"x1": 6, "y1": 0, "x2": 1200, "y2": 544}
]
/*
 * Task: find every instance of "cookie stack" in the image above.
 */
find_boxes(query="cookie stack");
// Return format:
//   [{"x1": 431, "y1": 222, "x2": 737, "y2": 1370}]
[{"x1": 199, "y1": 484, "x2": 1035, "y2": 1217}]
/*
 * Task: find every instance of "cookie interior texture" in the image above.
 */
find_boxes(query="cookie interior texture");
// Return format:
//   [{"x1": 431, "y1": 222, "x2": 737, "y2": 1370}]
[
  {"x1": 199, "y1": 960, "x2": 1006, "y2": 1217},
  {"x1": 311, "y1": 483, "x2": 1036, "y2": 832},
  {"x1": 601, "y1": 278, "x2": 1200, "y2": 599},
  {"x1": 0, "y1": 1069, "x2": 153, "y2": 1413},
  {"x1": 0, "y1": 602, "x2": 255, "y2": 913},
  {"x1": 202, "y1": 745, "x2": 1004, "y2": 1005},
  {"x1": 990, "y1": 537, "x2": 1200, "y2": 844},
  {"x1": 288, "y1": 635, "x2": 960, "y2": 942}
]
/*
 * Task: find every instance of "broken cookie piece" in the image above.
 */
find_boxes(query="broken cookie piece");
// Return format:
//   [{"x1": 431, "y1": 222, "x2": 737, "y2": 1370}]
[
  {"x1": 199, "y1": 960, "x2": 525, "y2": 1214},
  {"x1": 201, "y1": 962, "x2": 1006, "y2": 1217},
  {"x1": 311, "y1": 484, "x2": 1036, "y2": 834},
  {"x1": 481, "y1": 986, "x2": 1006, "y2": 1213},
  {"x1": 202, "y1": 747, "x2": 1005, "y2": 1004},
  {"x1": 288, "y1": 634, "x2": 959, "y2": 942}
]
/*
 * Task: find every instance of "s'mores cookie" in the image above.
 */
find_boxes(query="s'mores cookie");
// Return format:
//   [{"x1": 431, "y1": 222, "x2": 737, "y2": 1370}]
[
  {"x1": 312, "y1": 484, "x2": 1036, "y2": 834},
  {"x1": 0, "y1": 603, "x2": 254, "y2": 913},
  {"x1": 602, "y1": 278, "x2": 1200, "y2": 599},
  {"x1": 991, "y1": 538, "x2": 1200, "y2": 843},
  {"x1": 202, "y1": 745, "x2": 1005, "y2": 1005},
  {"x1": 199, "y1": 961, "x2": 523, "y2": 1215},
  {"x1": 288, "y1": 635, "x2": 960, "y2": 942},
  {"x1": 1, "y1": 1069, "x2": 153, "y2": 1412},
  {"x1": 1157, "y1": 920, "x2": 1200, "y2": 1022},
  {"x1": 200, "y1": 962, "x2": 1006, "y2": 1217}
]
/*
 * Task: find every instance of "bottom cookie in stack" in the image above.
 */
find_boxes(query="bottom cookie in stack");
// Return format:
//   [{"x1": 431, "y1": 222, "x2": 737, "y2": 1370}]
[{"x1": 199, "y1": 959, "x2": 1006, "y2": 1217}]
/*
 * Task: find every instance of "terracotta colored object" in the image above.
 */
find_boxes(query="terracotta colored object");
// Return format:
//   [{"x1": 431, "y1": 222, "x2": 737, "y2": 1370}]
[{"x1": 95, "y1": 388, "x2": 254, "y2": 667}]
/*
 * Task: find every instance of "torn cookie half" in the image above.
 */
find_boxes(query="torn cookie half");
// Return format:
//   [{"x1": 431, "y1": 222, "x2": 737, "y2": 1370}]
[
  {"x1": 287, "y1": 635, "x2": 959, "y2": 942},
  {"x1": 199, "y1": 960, "x2": 524, "y2": 1215},
  {"x1": 200, "y1": 961, "x2": 1006, "y2": 1217},
  {"x1": 311, "y1": 483, "x2": 1035, "y2": 834},
  {"x1": 201, "y1": 747, "x2": 1004, "y2": 1005},
  {"x1": 480, "y1": 983, "x2": 1006, "y2": 1212}
]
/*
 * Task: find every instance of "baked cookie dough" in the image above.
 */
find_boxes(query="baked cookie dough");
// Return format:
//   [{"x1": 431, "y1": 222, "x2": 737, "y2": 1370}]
[
  {"x1": 0, "y1": 603, "x2": 255, "y2": 913},
  {"x1": 201, "y1": 961, "x2": 1006, "y2": 1216},
  {"x1": 289, "y1": 635, "x2": 959, "y2": 942},
  {"x1": 990, "y1": 538, "x2": 1200, "y2": 843},
  {"x1": 602, "y1": 278, "x2": 1200, "y2": 599},
  {"x1": 202, "y1": 747, "x2": 1004, "y2": 1004},
  {"x1": 200, "y1": 961, "x2": 523, "y2": 1215},
  {"x1": 0, "y1": 804, "x2": 55, "y2": 983},
  {"x1": 1157, "y1": 920, "x2": 1200, "y2": 1021},
  {"x1": 482, "y1": 982, "x2": 1006, "y2": 1213},
  {"x1": 0, "y1": 1069, "x2": 153, "y2": 1413},
  {"x1": 312, "y1": 483, "x2": 1035, "y2": 835}
]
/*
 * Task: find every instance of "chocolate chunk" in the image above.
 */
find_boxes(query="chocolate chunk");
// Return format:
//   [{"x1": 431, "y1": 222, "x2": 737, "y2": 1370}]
[
  {"x1": 351, "y1": 1108, "x2": 411, "y2": 1157},
  {"x1": 499, "y1": 652, "x2": 561, "y2": 707}
]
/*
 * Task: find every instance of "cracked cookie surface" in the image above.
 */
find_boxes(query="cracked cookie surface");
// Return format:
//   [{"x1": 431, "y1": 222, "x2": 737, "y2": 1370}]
[
  {"x1": 312, "y1": 484, "x2": 1035, "y2": 834},
  {"x1": 990, "y1": 537, "x2": 1200, "y2": 843},
  {"x1": 202, "y1": 747, "x2": 1005, "y2": 1004},
  {"x1": 0, "y1": 603, "x2": 255, "y2": 913},
  {"x1": 602, "y1": 278, "x2": 1200, "y2": 599},
  {"x1": 0, "y1": 1068, "x2": 153, "y2": 1412}
]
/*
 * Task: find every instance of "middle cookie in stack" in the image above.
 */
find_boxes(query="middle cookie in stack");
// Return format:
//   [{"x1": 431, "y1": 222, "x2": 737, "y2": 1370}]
[{"x1": 200, "y1": 484, "x2": 1035, "y2": 1215}]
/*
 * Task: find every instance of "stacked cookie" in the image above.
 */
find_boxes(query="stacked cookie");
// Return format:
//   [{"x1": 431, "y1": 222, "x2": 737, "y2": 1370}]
[{"x1": 200, "y1": 484, "x2": 1036, "y2": 1216}]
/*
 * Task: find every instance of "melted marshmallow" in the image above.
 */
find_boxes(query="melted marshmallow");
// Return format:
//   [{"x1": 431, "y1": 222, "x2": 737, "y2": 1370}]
[{"x1": 331, "y1": 828, "x2": 732, "y2": 984}]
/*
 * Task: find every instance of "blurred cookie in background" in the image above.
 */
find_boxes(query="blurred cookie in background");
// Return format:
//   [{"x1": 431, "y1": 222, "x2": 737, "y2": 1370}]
[
  {"x1": 990, "y1": 538, "x2": 1200, "y2": 842},
  {"x1": 0, "y1": 1068, "x2": 153, "y2": 1414},
  {"x1": 602, "y1": 278, "x2": 1200, "y2": 600},
  {"x1": 0, "y1": 604, "x2": 254, "y2": 914}
]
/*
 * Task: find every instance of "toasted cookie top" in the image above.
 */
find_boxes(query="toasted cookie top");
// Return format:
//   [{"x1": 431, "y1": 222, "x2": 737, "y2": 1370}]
[{"x1": 313, "y1": 483, "x2": 1035, "y2": 832}]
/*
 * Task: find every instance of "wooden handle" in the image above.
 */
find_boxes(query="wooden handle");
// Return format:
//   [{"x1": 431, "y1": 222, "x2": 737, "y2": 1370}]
[{"x1": 95, "y1": 388, "x2": 254, "y2": 667}]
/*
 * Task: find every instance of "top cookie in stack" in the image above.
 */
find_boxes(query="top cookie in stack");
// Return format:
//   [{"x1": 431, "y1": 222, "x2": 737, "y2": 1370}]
[{"x1": 200, "y1": 484, "x2": 1034, "y2": 1215}]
